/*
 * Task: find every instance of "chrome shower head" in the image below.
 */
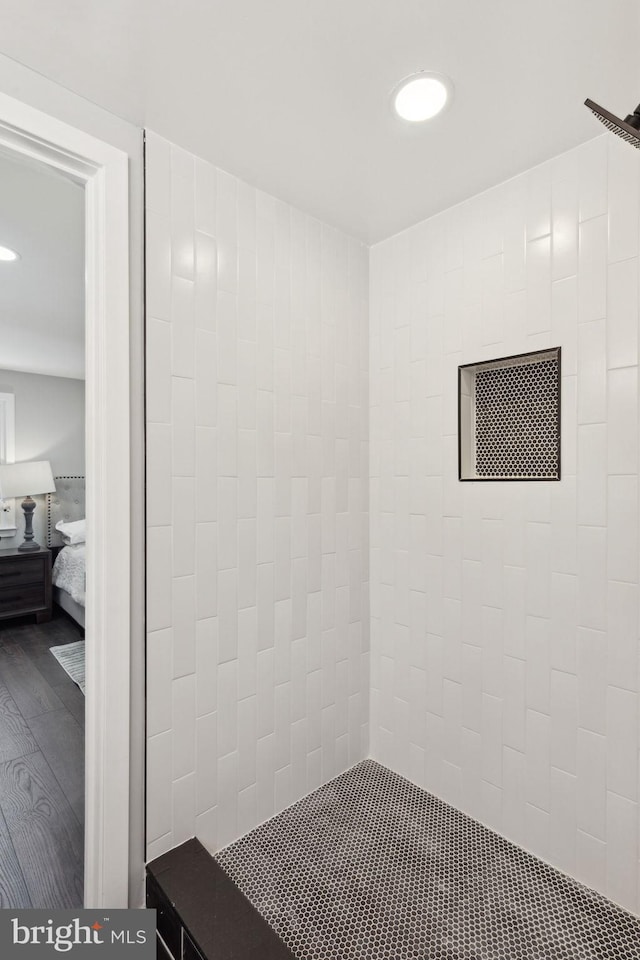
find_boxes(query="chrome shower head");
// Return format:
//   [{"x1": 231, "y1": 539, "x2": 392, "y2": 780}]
[{"x1": 585, "y1": 98, "x2": 640, "y2": 148}]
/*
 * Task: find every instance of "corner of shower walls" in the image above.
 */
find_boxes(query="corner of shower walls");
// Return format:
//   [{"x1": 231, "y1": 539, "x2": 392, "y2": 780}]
[
  {"x1": 144, "y1": 121, "x2": 640, "y2": 917},
  {"x1": 367, "y1": 131, "x2": 640, "y2": 915},
  {"x1": 145, "y1": 128, "x2": 371, "y2": 862}
]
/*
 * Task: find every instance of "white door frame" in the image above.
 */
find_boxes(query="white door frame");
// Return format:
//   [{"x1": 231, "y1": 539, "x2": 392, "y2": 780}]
[{"x1": 0, "y1": 92, "x2": 131, "y2": 907}]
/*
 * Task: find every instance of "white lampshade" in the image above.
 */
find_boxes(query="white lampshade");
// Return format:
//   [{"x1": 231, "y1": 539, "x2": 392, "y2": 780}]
[{"x1": 0, "y1": 460, "x2": 56, "y2": 499}]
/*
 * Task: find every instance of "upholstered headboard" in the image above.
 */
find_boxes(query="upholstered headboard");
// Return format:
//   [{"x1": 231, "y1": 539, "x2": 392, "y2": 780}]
[{"x1": 47, "y1": 476, "x2": 86, "y2": 548}]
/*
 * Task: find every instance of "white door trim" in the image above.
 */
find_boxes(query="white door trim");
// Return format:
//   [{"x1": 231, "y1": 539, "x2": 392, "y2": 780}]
[
  {"x1": 0, "y1": 392, "x2": 16, "y2": 466},
  {"x1": 0, "y1": 392, "x2": 17, "y2": 537},
  {"x1": 0, "y1": 92, "x2": 131, "y2": 907}
]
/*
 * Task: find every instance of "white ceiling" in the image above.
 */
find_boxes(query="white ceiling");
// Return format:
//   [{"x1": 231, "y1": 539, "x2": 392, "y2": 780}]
[
  {"x1": 0, "y1": 151, "x2": 85, "y2": 379},
  {"x1": 0, "y1": 1, "x2": 639, "y2": 242}
]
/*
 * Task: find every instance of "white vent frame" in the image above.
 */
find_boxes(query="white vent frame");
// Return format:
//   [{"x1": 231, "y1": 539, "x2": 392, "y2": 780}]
[{"x1": 458, "y1": 347, "x2": 561, "y2": 482}]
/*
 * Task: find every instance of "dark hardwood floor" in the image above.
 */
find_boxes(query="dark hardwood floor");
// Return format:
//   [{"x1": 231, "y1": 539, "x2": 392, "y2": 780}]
[{"x1": 0, "y1": 609, "x2": 84, "y2": 908}]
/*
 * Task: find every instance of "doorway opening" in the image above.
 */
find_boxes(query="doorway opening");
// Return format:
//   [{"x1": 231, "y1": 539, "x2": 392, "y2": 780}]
[
  {"x1": 0, "y1": 146, "x2": 86, "y2": 907},
  {"x1": 0, "y1": 92, "x2": 131, "y2": 908}
]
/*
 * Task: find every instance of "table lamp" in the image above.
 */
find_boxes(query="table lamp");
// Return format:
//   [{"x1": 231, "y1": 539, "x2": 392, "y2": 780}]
[{"x1": 0, "y1": 461, "x2": 56, "y2": 551}]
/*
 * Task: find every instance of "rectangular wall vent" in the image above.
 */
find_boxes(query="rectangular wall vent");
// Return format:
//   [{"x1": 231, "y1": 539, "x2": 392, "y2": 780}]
[{"x1": 458, "y1": 348, "x2": 561, "y2": 481}]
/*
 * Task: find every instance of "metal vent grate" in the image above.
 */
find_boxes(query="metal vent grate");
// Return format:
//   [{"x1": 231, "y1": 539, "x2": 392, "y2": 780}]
[{"x1": 459, "y1": 348, "x2": 560, "y2": 481}]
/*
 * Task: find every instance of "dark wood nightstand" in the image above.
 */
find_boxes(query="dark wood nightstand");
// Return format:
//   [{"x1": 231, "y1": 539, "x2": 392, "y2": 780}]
[{"x1": 0, "y1": 546, "x2": 52, "y2": 624}]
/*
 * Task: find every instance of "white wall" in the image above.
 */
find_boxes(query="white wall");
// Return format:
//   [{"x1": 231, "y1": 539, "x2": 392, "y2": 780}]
[
  {"x1": 145, "y1": 133, "x2": 370, "y2": 859},
  {"x1": 0, "y1": 368, "x2": 85, "y2": 550},
  {"x1": 0, "y1": 368, "x2": 85, "y2": 472},
  {"x1": 370, "y1": 134, "x2": 640, "y2": 912}
]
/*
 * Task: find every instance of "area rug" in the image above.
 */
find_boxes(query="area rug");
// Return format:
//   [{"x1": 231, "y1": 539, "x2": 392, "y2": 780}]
[{"x1": 50, "y1": 641, "x2": 85, "y2": 695}]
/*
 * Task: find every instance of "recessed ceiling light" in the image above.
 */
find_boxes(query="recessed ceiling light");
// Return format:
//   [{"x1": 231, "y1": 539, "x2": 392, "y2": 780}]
[
  {"x1": 392, "y1": 72, "x2": 452, "y2": 122},
  {"x1": 0, "y1": 245, "x2": 19, "y2": 262}
]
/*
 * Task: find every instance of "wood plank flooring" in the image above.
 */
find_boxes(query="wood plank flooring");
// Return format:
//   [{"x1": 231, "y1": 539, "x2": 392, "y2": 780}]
[{"x1": 0, "y1": 610, "x2": 84, "y2": 908}]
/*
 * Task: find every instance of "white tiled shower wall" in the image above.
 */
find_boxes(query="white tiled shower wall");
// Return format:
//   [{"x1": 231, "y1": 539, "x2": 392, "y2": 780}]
[
  {"x1": 369, "y1": 134, "x2": 640, "y2": 912},
  {"x1": 145, "y1": 132, "x2": 370, "y2": 859},
  {"x1": 145, "y1": 126, "x2": 640, "y2": 914}
]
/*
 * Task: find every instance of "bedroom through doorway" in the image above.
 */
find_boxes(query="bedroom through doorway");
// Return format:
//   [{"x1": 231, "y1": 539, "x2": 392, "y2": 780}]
[{"x1": 0, "y1": 147, "x2": 86, "y2": 908}]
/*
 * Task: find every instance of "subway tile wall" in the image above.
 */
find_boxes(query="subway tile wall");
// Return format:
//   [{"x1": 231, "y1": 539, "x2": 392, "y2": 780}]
[
  {"x1": 145, "y1": 132, "x2": 370, "y2": 860},
  {"x1": 369, "y1": 135, "x2": 640, "y2": 912}
]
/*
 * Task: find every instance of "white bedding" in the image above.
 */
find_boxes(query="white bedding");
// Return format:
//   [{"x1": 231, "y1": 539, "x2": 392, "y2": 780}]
[{"x1": 52, "y1": 544, "x2": 86, "y2": 607}]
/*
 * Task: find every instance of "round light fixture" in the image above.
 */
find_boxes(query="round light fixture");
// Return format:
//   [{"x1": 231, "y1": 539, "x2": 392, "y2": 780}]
[
  {"x1": 392, "y1": 72, "x2": 452, "y2": 122},
  {"x1": 0, "y1": 245, "x2": 19, "y2": 262}
]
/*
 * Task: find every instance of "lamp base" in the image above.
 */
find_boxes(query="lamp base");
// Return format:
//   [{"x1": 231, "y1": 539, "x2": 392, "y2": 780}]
[
  {"x1": 18, "y1": 540, "x2": 42, "y2": 552},
  {"x1": 18, "y1": 496, "x2": 40, "y2": 552}
]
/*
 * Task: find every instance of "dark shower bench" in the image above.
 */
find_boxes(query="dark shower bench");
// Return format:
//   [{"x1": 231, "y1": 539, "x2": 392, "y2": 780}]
[{"x1": 146, "y1": 838, "x2": 294, "y2": 960}]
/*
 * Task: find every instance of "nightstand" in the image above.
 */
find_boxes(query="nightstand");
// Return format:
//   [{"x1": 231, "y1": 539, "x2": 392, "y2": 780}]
[{"x1": 0, "y1": 546, "x2": 52, "y2": 624}]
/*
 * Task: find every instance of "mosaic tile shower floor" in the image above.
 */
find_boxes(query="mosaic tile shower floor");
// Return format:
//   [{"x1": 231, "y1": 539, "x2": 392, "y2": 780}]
[{"x1": 216, "y1": 760, "x2": 640, "y2": 960}]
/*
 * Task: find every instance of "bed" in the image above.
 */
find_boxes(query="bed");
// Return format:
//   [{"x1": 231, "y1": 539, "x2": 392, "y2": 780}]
[{"x1": 47, "y1": 476, "x2": 86, "y2": 628}]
